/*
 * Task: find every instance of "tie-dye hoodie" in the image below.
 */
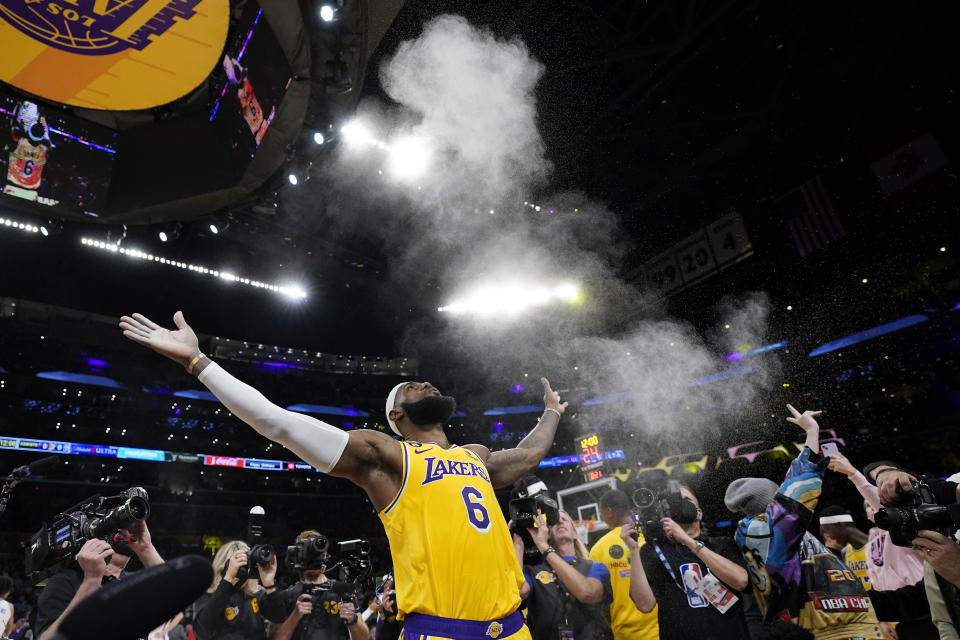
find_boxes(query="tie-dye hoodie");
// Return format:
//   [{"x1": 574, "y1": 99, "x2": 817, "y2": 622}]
[{"x1": 734, "y1": 447, "x2": 882, "y2": 640}]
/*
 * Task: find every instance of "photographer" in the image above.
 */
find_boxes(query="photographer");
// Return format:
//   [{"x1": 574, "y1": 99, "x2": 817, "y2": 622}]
[
  {"x1": 194, "y1": 541, "x2": 267, "y2": 640},
  {"x1": 864, "y1": 461, "x2": 960, "y2": 588},
  {"x1": 620, "y1": 484, "x2": 750, "y2": 640},
  {"x1": 725, "y1": 405, "x2": 882, "y2": 640},
  {"x1": 518, "y1": 510, "x2": 612, "y2": 640},
  {"x1": 258, "y1": 531, "x2": 368, "y2": 640},
  {"x1": 35, "y1": 519, "x2": 163, "y2": 640},
  {"x1": 373, "y1": 576, "x2": 400, "y2": 640}
]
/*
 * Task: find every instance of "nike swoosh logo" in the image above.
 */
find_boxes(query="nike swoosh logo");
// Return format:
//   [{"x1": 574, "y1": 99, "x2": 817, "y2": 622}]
[{"x1": 412, "y1": 447, "x2": 435, "y2": 455}]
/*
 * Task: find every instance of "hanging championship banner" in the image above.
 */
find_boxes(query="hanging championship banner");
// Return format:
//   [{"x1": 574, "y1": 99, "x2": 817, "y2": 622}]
[{"x1": 0, "y1": 0, "x2": 229, "y2": 110}]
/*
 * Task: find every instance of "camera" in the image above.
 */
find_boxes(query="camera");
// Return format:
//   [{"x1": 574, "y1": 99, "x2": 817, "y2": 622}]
[
  {"x1": 299, "y1": 580, "x2": 359, "y2": 617},
  {"x1": 631, "y1": 480, "x2": 698, "y2": 542},
  {"x1": 509, "y1": 493, "x2": 560, "y2": 565},
  {"x1": 25, "y1": 487, "x2": 150, "y2": 584},
  {"x1": 235, "y1": 506, "x2": 276, "y2": 582},
  {"x1": 286, "y1": 535, "x2": 330, "y2": 572},
  {"x1": 327, "y1": 539, "x2": 372, "y2": 585},
  {"x1": 875, "y1": 481, "x2": 960, "y2": 547},
  {"x1": 510, "y1": 494, "x2": 560, "y2": 531}
]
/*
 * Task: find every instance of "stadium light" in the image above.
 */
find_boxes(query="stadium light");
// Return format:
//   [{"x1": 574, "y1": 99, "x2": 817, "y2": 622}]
[
  {"x1": 209, "y1": 224, "x2": 219, "y2": 235},
  {"x1": 0, "y1": 216, "x2": 43, "y2": 235},
  {"x1": 313, "y1": 131, "x2": 325, "y2": 145},
  {"x1": 288, "y1": 173, "x2": 299, "y2": 186},
  {"x1": 438, "y1": 282, "x2": 581, "y2": 316},
  {"x1": 158, "y1": 231, "x2": 168, "y2": 242},
  {"x1": 340, "y1": 120, "x2": 374, "y2": 146},
  {"x1": 389, "y1": 136, "x2": 431, "y2": 180},
  {"x1": 319, "y1": 3, "x2": 337, "y2": 22},
  {"x1": 80, "y1": 238, "x2": 308, "y2": 301}
]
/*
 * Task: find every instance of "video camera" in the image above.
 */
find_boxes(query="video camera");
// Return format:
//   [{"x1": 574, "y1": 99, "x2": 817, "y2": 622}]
[
  {"x1": 631, "y1": 480, "x2": 698, "y2": 542},
  {"x1": 25, "y1": 487, "x2": 150, "y2": 584},
  {"x1": 509, "y1": 476, "x2": 560, "y2": 564},
  {"x1": 326, "y1": 539, "x2": 372, "y2": 585},
  {"x1": 875, "y1": 481, "x2": 960, "y2": 547},
  {"x1": 236, "y1": 506, "x2": 275, "y2": 582}
]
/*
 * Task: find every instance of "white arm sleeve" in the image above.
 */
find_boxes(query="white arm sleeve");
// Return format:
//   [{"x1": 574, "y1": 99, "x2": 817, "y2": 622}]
[{"x1": 197, "y1": 361, "x2": 349, "y2": 472}]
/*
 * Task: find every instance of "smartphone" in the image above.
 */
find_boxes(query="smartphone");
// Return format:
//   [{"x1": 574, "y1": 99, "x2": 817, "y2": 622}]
[{"x1": 821, "y1": 442, "x2": 840, "y2": 457}]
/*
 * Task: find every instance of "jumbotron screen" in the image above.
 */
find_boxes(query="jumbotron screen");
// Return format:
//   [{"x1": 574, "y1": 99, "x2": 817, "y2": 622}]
[
  {"x1": 0, "y1": 90, "x2": 116, "y2": 217},
  {"x1": 209, "y1": 4, "x2": 292, "y2": 161}
]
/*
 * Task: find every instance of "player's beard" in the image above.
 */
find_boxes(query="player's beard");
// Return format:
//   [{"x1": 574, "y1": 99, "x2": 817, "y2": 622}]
[{"x1": 401, "y1": 395, "x2": 457, "y2": 427}]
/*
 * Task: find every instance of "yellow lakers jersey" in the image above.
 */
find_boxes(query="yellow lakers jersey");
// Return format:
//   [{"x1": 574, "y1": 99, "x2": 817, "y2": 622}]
[
  {"x1": 843, "y1": 543, "x2": 871, "y2": 590},
  {"x1": 379, "y1": 442, "x2": 525, "y2": 622},
  {"x1": 589, "y1": 527, "x2": 659, "y2": 640}
]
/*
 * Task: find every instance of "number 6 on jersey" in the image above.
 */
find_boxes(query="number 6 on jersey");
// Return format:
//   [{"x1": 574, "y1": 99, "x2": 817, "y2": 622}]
[{"x1": 461, "y1": 486, "x2": 491, "y2": 532}]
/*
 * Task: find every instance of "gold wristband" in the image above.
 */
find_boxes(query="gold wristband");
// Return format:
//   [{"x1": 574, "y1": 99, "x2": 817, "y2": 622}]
[
  {"x1": 187, "y1": 353, "x2": 204, "y2": 374},
  {"x1": 543, "y1": 407, "x2": 561, "y2": 420}
]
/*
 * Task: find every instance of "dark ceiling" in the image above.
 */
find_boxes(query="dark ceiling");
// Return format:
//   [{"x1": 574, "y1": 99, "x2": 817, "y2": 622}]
[{"x1": 1, "y1": 0, "x2": 957, "y2": 358}]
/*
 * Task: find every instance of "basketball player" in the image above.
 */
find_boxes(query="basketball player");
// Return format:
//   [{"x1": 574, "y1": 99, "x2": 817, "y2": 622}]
[
  {"x1": 223, "y1": 55, "x2": 275, "y2": 145},
  {"x1": 4, "y1": 101, "x2": 54, "y2": 202},
  {"x1": 119, "y1": 311, "x2": 567, "y2": 639}
]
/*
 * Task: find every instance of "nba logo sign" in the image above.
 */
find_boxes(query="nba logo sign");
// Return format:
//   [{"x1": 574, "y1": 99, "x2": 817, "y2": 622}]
[{"x1": 679, "y1": 563, "x2": 708, "y2": 608}]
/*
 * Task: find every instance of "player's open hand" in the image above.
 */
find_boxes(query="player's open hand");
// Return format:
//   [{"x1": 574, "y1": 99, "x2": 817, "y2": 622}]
[
  {"x1": 119, "y1": 311, "x2": 200, "y2": 370},
  {"x1": 541, "y1": 378, "x2": 568, "y2": 416}
]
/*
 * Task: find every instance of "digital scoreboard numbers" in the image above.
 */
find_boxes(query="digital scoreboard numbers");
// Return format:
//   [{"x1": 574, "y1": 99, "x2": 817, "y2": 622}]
[{"x1": 576, "y1": 433, "x2": 605, "y2": 482}]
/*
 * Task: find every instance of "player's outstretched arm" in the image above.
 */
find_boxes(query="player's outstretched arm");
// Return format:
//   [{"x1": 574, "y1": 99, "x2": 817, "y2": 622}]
[
  {"x1": 467, "y1": 378, "x2": 567, "y2": 489},
  {"x1": 119, "y1": 312, "x2": 403, "y2": 507}
]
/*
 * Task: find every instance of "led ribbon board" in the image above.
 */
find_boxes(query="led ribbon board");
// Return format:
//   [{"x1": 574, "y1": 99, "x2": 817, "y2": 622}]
[{"x1": 0, "y1": 0, "x2": 229, "y2": 110}]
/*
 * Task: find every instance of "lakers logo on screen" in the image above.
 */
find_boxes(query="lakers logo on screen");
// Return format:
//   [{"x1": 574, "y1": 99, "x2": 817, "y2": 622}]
[
  {"x1": 0, "y1": 0, "x2": 229, "y2": 110},
  {"x1": 0, "y1": 0, "x2": 204, "y2": 55}
]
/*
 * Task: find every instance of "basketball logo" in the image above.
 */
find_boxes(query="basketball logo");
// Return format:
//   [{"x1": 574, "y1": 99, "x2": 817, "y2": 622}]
[
  {"x1": 0, "y1": 0, "x2": 204, "y2": 55},
  {"x1": 535, "y1": 570, "x2": 554, "y2": 584},
  {"x1": 485, "y1": 621, "x2": 503, "y2": 638}
]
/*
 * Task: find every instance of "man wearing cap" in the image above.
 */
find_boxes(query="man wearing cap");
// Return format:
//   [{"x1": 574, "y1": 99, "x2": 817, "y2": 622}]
[
  {"x1": 724, "y1": 404, "x2": 882, "y2": 640},
  {"x1": 119, "y1": 310, "x2": 567, "y2": 640}
]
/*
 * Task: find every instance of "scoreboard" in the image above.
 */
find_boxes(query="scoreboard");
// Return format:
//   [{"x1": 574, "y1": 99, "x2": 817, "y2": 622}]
[{"x1": 576, "y1": 432, "x2": 605, "y2": 482}]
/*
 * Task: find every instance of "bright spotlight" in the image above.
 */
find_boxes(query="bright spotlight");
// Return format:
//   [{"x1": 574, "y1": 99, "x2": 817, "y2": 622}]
[
  {"x1": 313, "y1": 131, "x2": 325, "y2": 145},
  {"x1": 319, "y1": 3, "x2": 336, "y2": 21},
  {"x1": 280, "y1": 285, "x2": 308, "y2": 300},
  {"x1": 389, "y1": 136, "x2": 431, "y2": 180},
  {"x1": 40, "y1": 226, "x2": 49, "y2": 237},
  {"x1": 158, "y1": 231, "x2": 168, "y2": 242},
  {"x1": 340, "y1": 120, "x2": 372, "y2": 146},
  {"x1": 209, "y1": 224, "x2": 219, "y2": 235},
  {"x1": 438, "y1": 282, "x2": 582, "y2": 317},
  {"x1": 288, "y1": 173, "x2": 299, "y2": 186}
]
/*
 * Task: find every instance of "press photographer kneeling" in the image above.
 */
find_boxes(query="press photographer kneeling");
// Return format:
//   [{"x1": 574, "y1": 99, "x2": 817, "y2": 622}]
[
  {"x1": 258, "y1": 530, "x2": 369, "y2": 640},
  {"x1": 29, "y1": 487, "x2": 164, "y2": 639},
  {"x1": 513, "y1": 493, "x2": 613, "y2": 640}
]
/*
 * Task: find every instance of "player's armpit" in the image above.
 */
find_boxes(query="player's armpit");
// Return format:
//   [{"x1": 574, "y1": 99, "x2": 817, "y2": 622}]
[{"x1": 332, "y1": 430, "x2": 404, "y2": 511}]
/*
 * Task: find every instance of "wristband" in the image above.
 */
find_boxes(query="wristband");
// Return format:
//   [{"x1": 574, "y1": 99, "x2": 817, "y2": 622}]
[
  {"x1": 693, "y1": 540, "x2": 705, "y2": 553},
  {"x1": 187, "y1": 353, "x2": 204, "y2": 374},
  {"x1": 543, "y1": 407, "x2": 561, "y2": 420},
  {"x1": 261, "y1": 583, "x2": 275, "y2": 589},
  {"x1": 543, "y1": 546, "x2": 557, "y2": 559}
]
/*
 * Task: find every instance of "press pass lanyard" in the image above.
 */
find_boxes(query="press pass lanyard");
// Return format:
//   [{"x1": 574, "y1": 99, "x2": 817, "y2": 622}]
[{"x1": 651, "y1": 542, "x2": 697, "y2": 595}]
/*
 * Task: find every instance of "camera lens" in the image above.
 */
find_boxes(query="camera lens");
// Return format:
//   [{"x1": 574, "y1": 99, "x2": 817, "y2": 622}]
[{"x1": 632, "y1": 488, "x2": 655, "y2": 509}]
